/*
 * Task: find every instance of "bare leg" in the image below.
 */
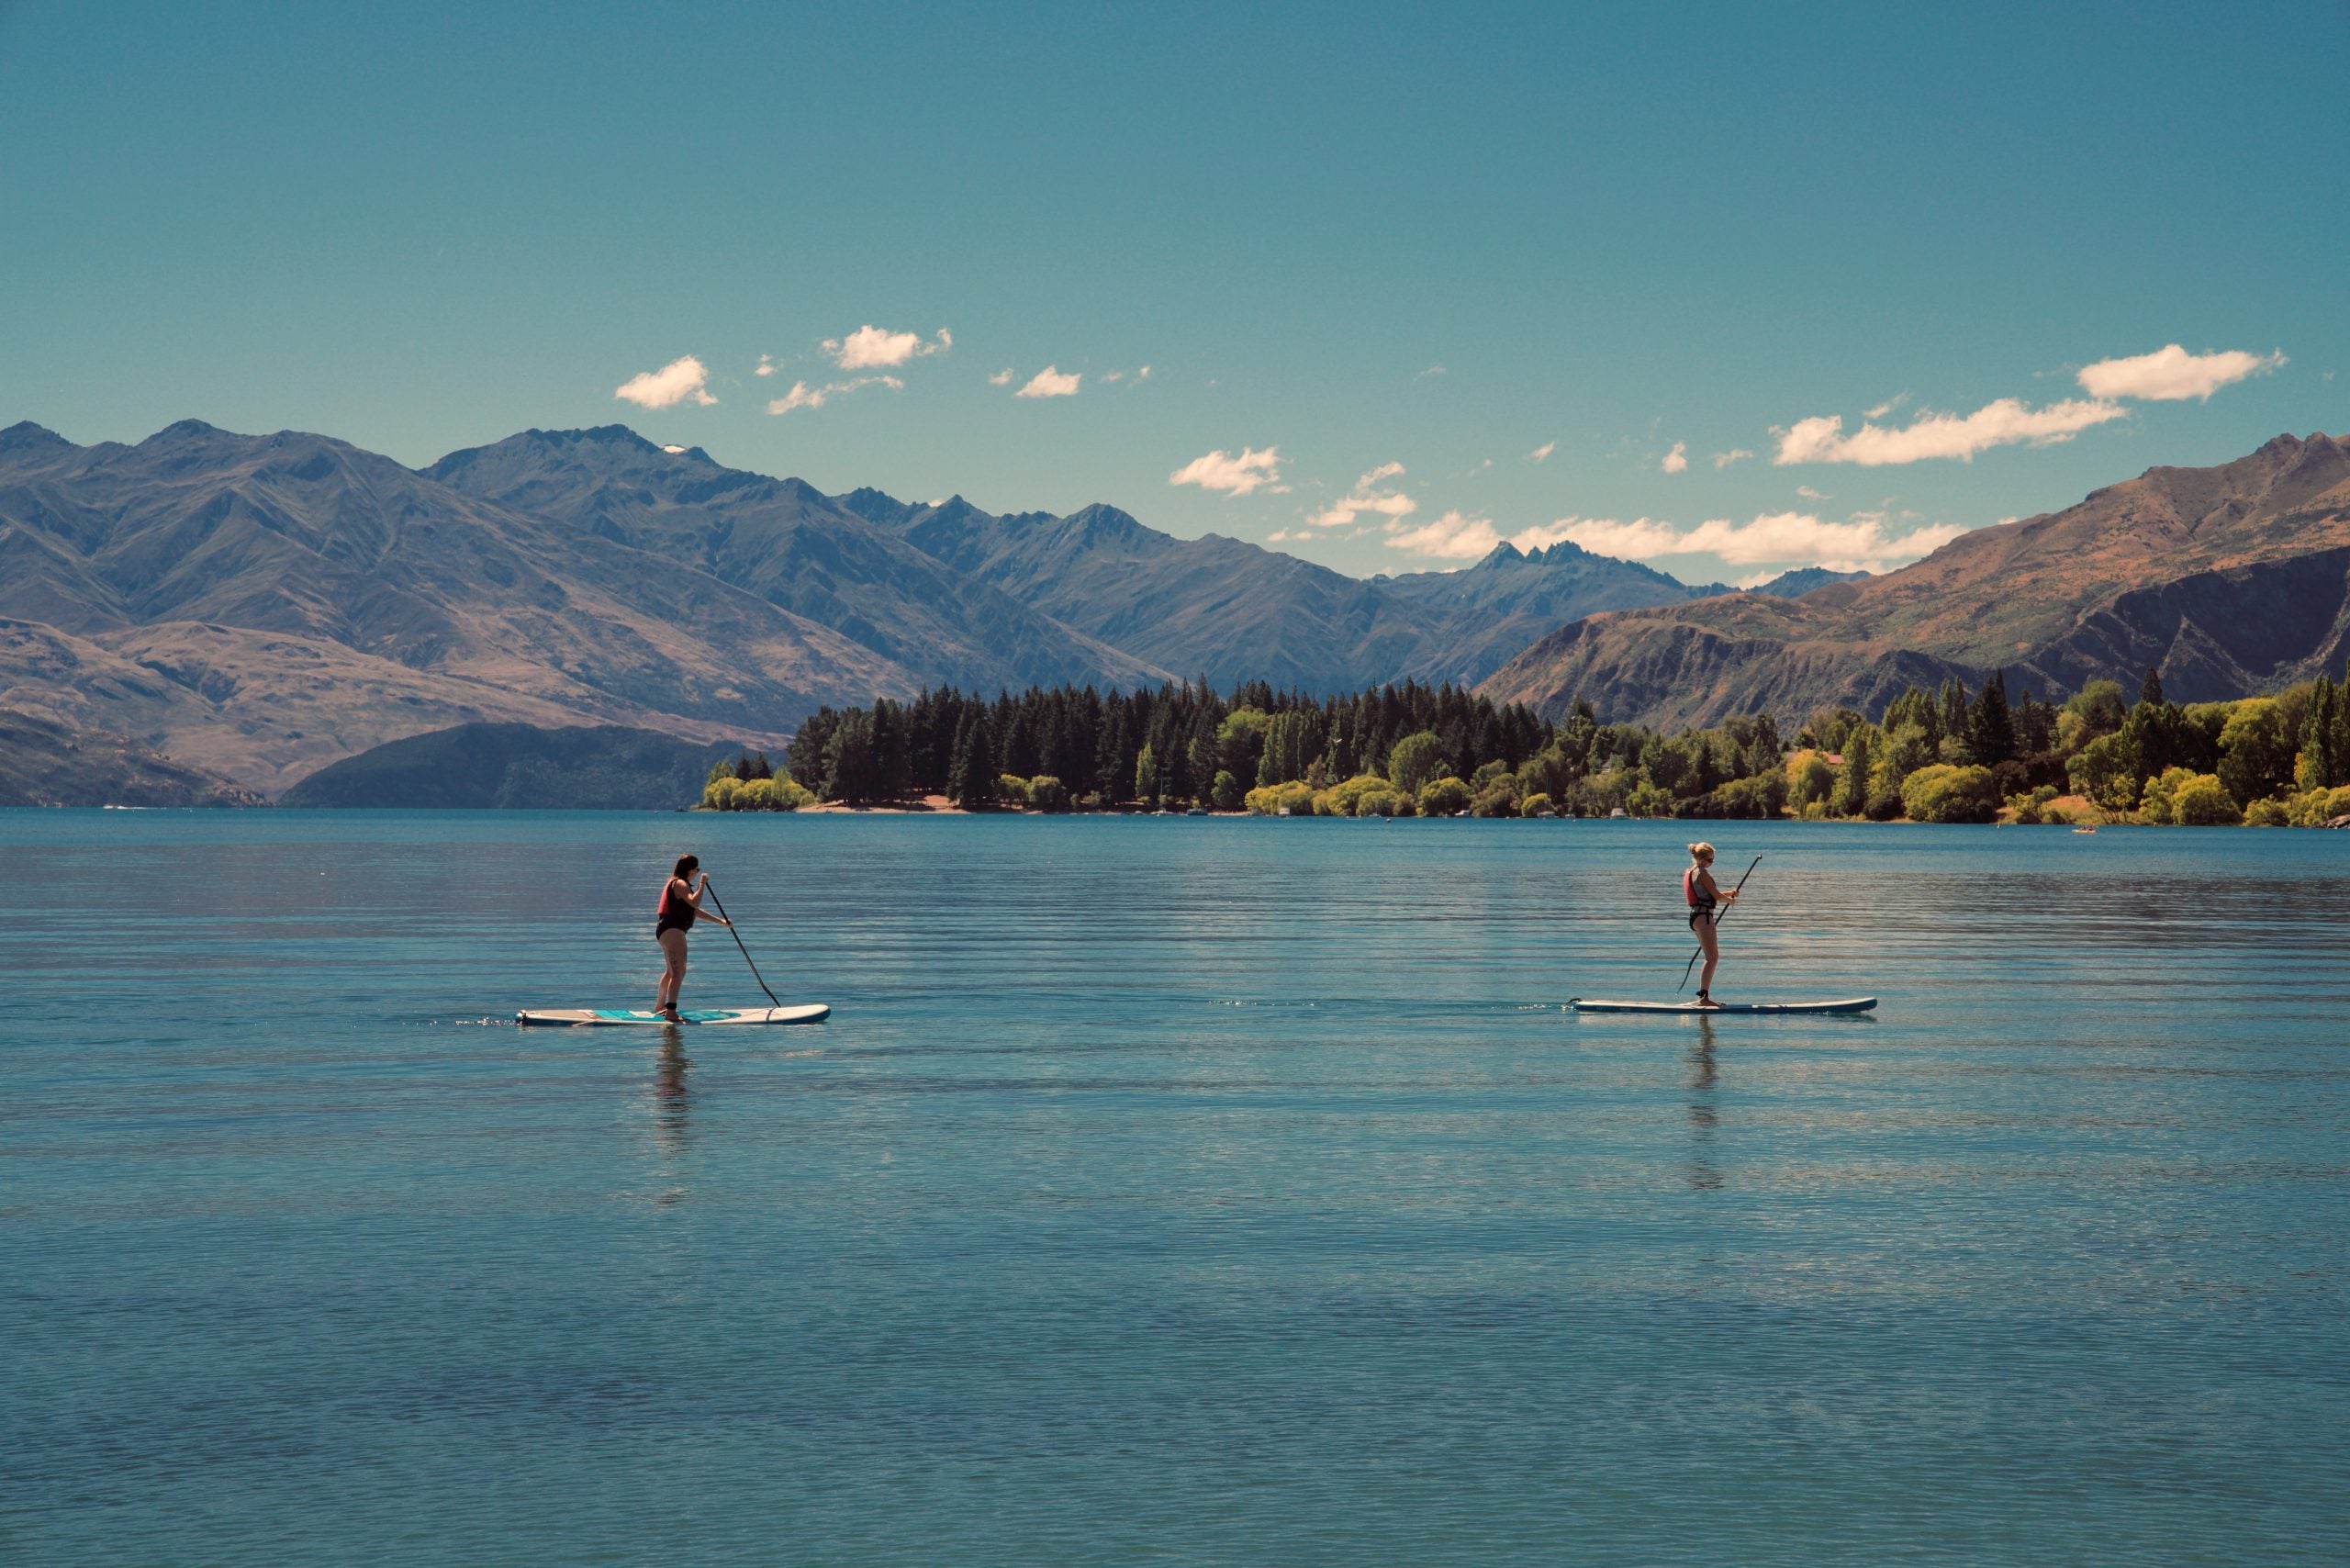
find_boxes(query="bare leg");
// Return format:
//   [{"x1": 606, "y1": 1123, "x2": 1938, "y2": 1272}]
[
  {"x1": 1696, "y1": 918, "x2": 1720, "y2": 1001},
  {"x1": 656, "y1": 930, "x2": 688, "y2": 1015}
]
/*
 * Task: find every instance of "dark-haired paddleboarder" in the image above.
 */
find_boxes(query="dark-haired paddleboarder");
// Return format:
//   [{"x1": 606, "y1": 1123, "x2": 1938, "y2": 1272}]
[
  {"x1": 653, "y1": 854, "x2": 730, "y2": 1022},
  {"x1": 1684, "y1": 841, "x2": 1738, "y2": 1008}
]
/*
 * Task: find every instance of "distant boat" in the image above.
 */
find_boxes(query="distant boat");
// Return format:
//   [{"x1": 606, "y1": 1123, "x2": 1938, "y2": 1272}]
[
  {"x1": 1608, "y1": 807, "x2": 1628, "y2": 819},
  {"x1": 2074, "y1": 826, "x2": 2098, "y2": 834},
  {"x1": 1185, "y1": 807, "x2": 1207, "y2": 816}
]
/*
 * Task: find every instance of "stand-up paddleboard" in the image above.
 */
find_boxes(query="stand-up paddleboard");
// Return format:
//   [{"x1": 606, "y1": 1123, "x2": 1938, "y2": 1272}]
[
  {"x1": 1570, "y1": 997, "x2": 1875, "y2": 1015},
  {"x1": 517, "y1": 1004, "x2": 830, "y2": 1027}
]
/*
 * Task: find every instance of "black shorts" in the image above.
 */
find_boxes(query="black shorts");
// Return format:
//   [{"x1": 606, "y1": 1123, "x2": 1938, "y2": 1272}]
[{"x1": 1687, "y1": 905, "x2": 1716, "y2": 930}]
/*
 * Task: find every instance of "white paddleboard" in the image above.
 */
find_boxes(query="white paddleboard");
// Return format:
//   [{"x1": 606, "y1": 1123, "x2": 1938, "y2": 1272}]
[
  {"x1": 516, "y1": 1004, "x2": 831, "y2": 1027},
  {"x1": 1570, "y1": 997, "x2": 1876, "y2": 1015}
]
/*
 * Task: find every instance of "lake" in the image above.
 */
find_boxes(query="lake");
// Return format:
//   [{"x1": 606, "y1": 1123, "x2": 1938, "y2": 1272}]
[{"x1": 4, "y1": 811, "x2": 2345, "y2": 1564}]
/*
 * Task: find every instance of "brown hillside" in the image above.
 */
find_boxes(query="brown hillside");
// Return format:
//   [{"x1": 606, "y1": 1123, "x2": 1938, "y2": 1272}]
[{"x1": 1481, "y1": 433, "x2": 2350, "y2": 727}]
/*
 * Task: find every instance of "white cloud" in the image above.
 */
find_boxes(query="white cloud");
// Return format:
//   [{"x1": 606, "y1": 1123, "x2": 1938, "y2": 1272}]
[
  {"x1": 1712, "y1": 447, "x2": 1754, "y2": 469},
  {"x1": 754, "y1": 353, "x2": 778, "y2": 377},
  {"x1": 1135, "y1": 364, "x2": 1152, "y2": 380},
  {"x1": 821, "y1": 325, "x2": 951, "y2": 370},
  {"x1": 989, "y1": 367, "x2": 1013, "y2": 386},
  {"x1": 1415, "y1": 364, "x2": 1447, "y2": 379},
  {"x1": 1169, "y1": 445, "x2": 1283, "y2": 496},
  {"x1": 1551, "y1": 510, "x2": 1969, "y2": 573},
  {"x1": 1016, "y1": 365, "x2": 1080, "y2": 398},
  {"x1": 765, "y1": 375, "x2": 903, "y2": 416},
  {"x1": 1864, "y1": 394, "x2": 1908, "y2": 420},
  {"x1": 2076, "y1": 343, "x2": 2286, "y2": 401},
  {"x1": 1796, "y1": 485, "x2": 1827, "y2": 499},
  {"x1": 1309, "y1": 462, "x2": 1416, "y2": 528},
  {"x1": 614, "y1": 355, "x2": 717, "y2": 409},
  {"x1": 1774, "y1": 397, "x2": 2125, "y2": 465},
  {"x1": 1385, "y1": 509, "x2": 1500, "y2": 560},
  {"x1": 1102, "y1": 370, "x2": 1124, "y2": 383},
  {"x1": 1528, "y1": 441, "x2": 1555, "y2": 463},
  {"x1": 767, "y1": 381, "x2": 824, "y2": 414},
  {"x1": 1661, "y1": 441, "x2": 1688, "y2": 474}
]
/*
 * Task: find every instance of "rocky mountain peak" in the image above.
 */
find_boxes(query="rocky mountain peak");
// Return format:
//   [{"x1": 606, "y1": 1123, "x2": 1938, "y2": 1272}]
[{"x1": 0, "y1": 420, "x2": 74, "y2": 455}]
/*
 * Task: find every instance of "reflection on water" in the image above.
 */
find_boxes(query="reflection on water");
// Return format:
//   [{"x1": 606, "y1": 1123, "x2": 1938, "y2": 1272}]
[
  {"x1": 3, "y1": 812, "x2": 2346, "y2": 1566},
  {"x1": 650, "y1": 1031, "x2": 691, "y2": 1194},
  {"x1": 1685, "y1": 1018, "x2": 1721, "y2": 1192}
]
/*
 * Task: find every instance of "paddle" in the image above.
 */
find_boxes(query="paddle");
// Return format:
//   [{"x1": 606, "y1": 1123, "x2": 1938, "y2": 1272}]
[
  {"x1": 1679, "y1": 853, "x2": 1762, "y2": 992},
  {"x1": 699, "y1": 877, "x2": 783, "y2": 1009}
]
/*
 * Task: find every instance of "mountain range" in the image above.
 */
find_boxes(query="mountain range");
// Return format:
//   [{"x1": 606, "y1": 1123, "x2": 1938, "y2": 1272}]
[
  {"x1": 1482, "y1": 432, "x2": 2350, "y2": 727},
  {"x1": 3, "y1": 415, "x2": 2338, "y2": 803},
  {"x1": 0, "y1": 419, "x2": 1739, "y2": 797}
]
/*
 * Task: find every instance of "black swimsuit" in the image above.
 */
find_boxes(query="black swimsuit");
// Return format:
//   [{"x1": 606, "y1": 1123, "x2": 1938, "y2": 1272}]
[
  {"x1": 655, "y1": 880, "x2": 697, "y2": 939},
  {"x1": 1684, "y1": 868, "x2": 1717, "y2": 929}
]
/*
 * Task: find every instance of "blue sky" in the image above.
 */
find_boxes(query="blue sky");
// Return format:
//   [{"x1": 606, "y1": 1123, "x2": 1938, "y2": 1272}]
[{"x1": 4, "y1": 1, "x2": 2344, "y2": 585}]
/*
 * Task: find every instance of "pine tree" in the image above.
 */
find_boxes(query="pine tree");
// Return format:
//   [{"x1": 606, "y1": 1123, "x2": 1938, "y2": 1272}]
[
  {"x1": 2140, "y1": 666, "x2": 2165, "y2": 708},
  {"x1": 1830, "y1": 729, "x2": 1872, "y2": 817},
  {"x1": 2333, "y1": 674, "x2": 2350, "y2": 787},
  {"x1": 948, "y1": 708, "x2": 998, "y2": 809},
  {"x1": 1134, "y1": 741, "x2": 1158, "y2": 807},
  {"x1": 1883, "y1": 687, "x2": 1939, "y2": 747},
  {"x1": 1095, "y1": 705, "x2": 1132, "y2": 803},
  {"x1": 788, "y1": 711, "x2": 835, "y2": 790},
  {"x1": 2300, "y1": 674, "x2": 2344, "y2": 790},
  {"x1": 1967, "y1": 670, "x2": 2016, "y2": 767},
  {"x1": 1938, "y1": 678, "x2": 1970, "y2": 750},
  {"x1": 823, "y1": 711, "x2": 876, "y2": 805},
  {"x1": 2011, "y1": 688, "x2": 2056, "y2": 756}
]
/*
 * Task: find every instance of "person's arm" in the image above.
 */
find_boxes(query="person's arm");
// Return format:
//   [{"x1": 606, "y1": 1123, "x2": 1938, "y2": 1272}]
[
  {"x1": 685, "y1": 875, "x2": 731, "y2": 925},
  {"x1": 1701, "y1": 868, "x2": 1733, "y2": 902}
]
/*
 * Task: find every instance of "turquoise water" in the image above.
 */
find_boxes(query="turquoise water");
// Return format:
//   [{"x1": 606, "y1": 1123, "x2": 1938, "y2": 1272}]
[{"x1": 4, "y1": 812, "x2": 2345, "y2": 1565}]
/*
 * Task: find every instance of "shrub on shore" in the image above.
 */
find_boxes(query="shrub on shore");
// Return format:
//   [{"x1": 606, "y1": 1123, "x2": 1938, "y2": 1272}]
[
  {"x1": 1416, "y1": 776, "x2": 1471, "y2": 816},
  {"x1": 2171, "y1": 772, "x2": 2242, "y2": 826},
  {"x1": 1901, "y1": 763, "x2": 1999, "y2": 823},
  {"x1": 701, "y1": 775, "x2": 815, "y2": 811},
  {"x1": 1315, "y1": 772, "x2": 1408, "y2": 817},
  {"x1": 1245, "y1": 779, "x2": 1316, "y2": 815}
]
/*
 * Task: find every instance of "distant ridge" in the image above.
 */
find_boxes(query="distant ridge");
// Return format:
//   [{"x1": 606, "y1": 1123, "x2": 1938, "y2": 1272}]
[
  {"x1": 863, "y1": 506, "x2": 1704, "y2": 692},
  {"x1": 1481, "y1": 433, "x2": 2350, "y2": 727},
  {"x1": 0, "y1": 708, "x2": 260, "y2": 807},
  {"x1": 279, "y1": 722, "x2": 737, "y2": 809},
  {"x1": 1747, "y1": 566, "x2": 1869, "y2": 599}
]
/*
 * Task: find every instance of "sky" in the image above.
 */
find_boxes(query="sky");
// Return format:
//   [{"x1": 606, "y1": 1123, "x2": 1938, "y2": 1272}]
[{"x1": 4, "y1": 1, "x2": 2345, "y2": 587}]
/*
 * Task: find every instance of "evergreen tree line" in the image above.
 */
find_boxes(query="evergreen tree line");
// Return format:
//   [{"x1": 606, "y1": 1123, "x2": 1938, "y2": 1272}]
[
  {"x1": 701, "y1": 678, "x2": 1795, "y2": 818},
  {"x1": 699, "y1": 668, "x2": 2350, "y2": 826}
]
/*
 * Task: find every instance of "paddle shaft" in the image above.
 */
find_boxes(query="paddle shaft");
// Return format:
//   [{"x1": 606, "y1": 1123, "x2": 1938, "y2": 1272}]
[
  {"x1": 1680, "y1": 853, "x2": 1762, "y2": 991},
  {"x1": 699, "y1": 878, "x2": 783, "y2": 1009}
]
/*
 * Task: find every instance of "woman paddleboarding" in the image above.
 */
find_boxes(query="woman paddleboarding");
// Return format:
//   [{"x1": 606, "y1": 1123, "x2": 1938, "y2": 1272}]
[
  {"x1": 1684, "y1": 842, "x2": 1738, "y2": 1009},
  {"x1": 653, "y1": 854, "x2": 730, "y2": 1022}
]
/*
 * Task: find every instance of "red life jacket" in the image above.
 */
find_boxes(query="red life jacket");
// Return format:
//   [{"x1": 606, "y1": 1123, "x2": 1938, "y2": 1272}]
[{"x1": 1684, "y1": 867, "x2": 1714, "y2": 908}]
